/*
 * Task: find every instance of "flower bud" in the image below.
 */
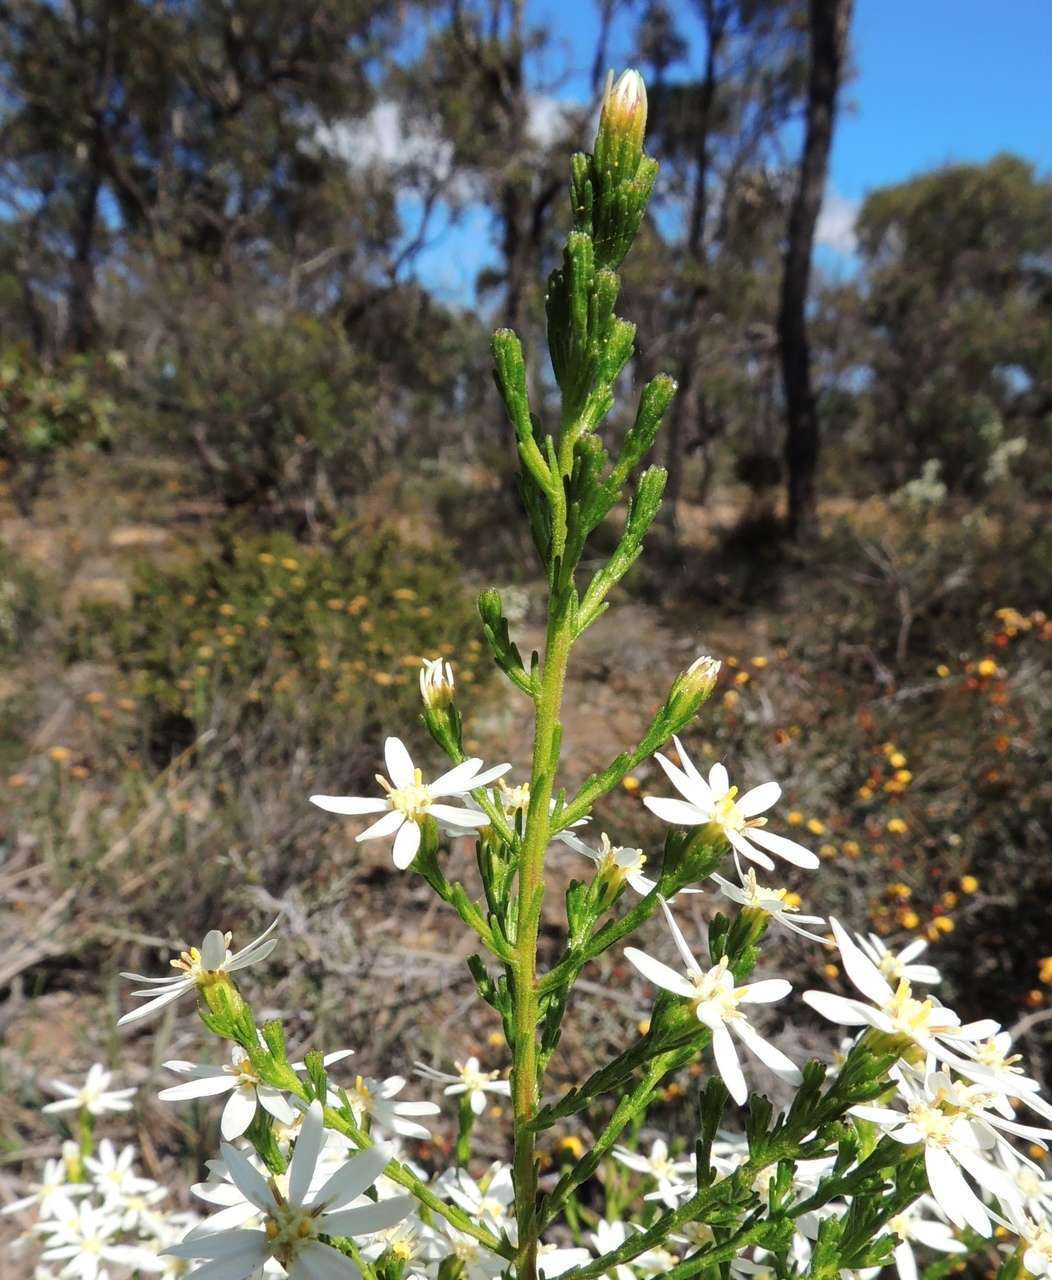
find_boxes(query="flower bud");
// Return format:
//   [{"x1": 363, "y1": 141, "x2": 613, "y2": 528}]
[
  {"x1": 599, "y1": 69, "x2": 647, "y2": 154},
  {"x1": 419, "y1": 657, "x2": 455, "y2": 710},
  {"x1": 681, "y1": 655, "x2": 721, "y2": 698},
  {"x1": 594, "y1": 69, "x2": 649, "y2": 188},
  {"x1": 663, "y1": 655, "x2": 721, "y2": 731}
]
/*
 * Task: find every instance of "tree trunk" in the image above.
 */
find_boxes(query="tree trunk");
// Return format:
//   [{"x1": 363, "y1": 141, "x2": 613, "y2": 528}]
[
  {"x1": 68, "y1": 161, "x2": 102, "y2": 353},
  {"x1": 662, "y1": 6, "x2": 726, "y2": 531},
  {"x1": 778, "y1": 0, "x2": 852, "y2": 539}
]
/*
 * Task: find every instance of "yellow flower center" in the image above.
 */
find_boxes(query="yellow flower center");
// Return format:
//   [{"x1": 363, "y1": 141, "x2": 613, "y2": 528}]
[
  {"x1": 379, "y1": 769, "x2": 431, "y2": 821},
  {"x1": 973, "y1": 1039, "x2": 1022, "y2": 1073},
  {"x1": 883, "y1": 980, "x2": 953, "y2": 1038},
  {"x1": 691, "y1": 958, "x2": 744, "y2": 1021},
  {"x1": 907, "y1": 1102, "x2": 956, "y2": 1147},
  {"x1": 713, "y1": 788, "x2": 746, "y2": 832}
]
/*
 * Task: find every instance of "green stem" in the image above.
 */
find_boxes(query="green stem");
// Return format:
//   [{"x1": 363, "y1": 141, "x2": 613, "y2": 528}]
[{"x1": 512, "y1": 594, "x2": 574, "y2": 1280}]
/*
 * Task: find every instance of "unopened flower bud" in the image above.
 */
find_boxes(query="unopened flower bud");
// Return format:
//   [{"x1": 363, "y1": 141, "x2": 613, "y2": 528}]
[
  {"x1": 594, "y1": 69, "x2": 649, "y2": 188},
  {"x1": 420, "y1": 657, "x2": 455, "y2": 710},
  {"x1": 682, "y1": 655, "x2": 721, "y2": 698},
  {"x1": 599, "y1": 69, "x2": 648, "y2": 153}
]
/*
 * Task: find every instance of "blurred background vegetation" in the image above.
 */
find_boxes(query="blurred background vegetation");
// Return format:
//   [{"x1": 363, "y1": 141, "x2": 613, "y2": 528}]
[{"x1": 0, "y1": 0, "x2": 1049, "y2": 1216}]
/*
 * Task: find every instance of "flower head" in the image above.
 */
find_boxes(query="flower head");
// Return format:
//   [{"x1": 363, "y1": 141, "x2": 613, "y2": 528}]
[
  {"x1": 711, "y1": 868, "x2": 827, "y2": 943},
  {"x1": 118, "y1": 920, "x2": 278, "y2": 1027},
  {"x1": 311, "y1": 737, "x2": 510, "y2": 870},
  {"x1": 644, "y1": 738, "x2": 818, "y2": 871},
  {"x1": 166, "y1": 1100, "x2": 413, "y2": 1278},
  {"x1": 415, "y1": 1056, "x2": 510, "y2": 1116},
  {"x1": 420, "y1": 657, "x2": 455, "y2": 709},
  {"x1": 625, "y1": 899, "x2": 800, "y2": 1104},
  {"x1": 160, "y1": 1043, "x2": 298, "y2": 1140},
  {"x1": 42, "y1": 1064, "x2": 136, "y2": 1117}
]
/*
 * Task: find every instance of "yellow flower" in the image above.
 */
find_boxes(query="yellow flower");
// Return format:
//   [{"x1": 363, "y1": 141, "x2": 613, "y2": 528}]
[
  {"x1": 1038, "y1": 957, "x2": 1052, "y2": 985},
  {"x1": 280, "y1": 557, "x2": 300, "y2": 571},
  {"x1": 940, "y1": 891, "x2": 958, "y2": 909},
  {"x1": 637, "y1": 1019, "x2": 651, "y2": 1036},
  {"x1": 960, "y1": 874, "x2": 979, "y2": 894},
  {"x1": 894, "y1": 769, "x2": 913, "y2": 784},
  {"x1": 70, "y1": 765, "x2": 90, "y2": 780},
  {"x1": 886, "y1": 818, "x2": 908, "y2": 835},
  {"x1": 218, "y1": 603, "x2": 236, "y2": 617},
  {"x1": 326, "y1": 598, "x2": 345, "y2": 611},
  {"x1": 857, "y1": 785, "x2": 874, "y2": 801},
  {"x1": 196, "y1": 645, "x2": 213, "y2": 659},
  {"x1": 936, "y1": 663, "x2": 951, "y2": 678},
  {"x1": 888, "y1": 751, "x2": 908, "y2": 769},
  {"x1": 47, "y1": 746, "x2": 72, "y2": 764},
  {"x1": 976, "y1": 658, "x2": 998, "y2": 678},
  {"x1": 85, "y1": 691, "x2": 106, "y2": 705},
  {"x1": 932, "y1": 916, "x2": 955, "y2": 934},
  {"x1": 722, "y1": 689, "x2": 739, "y2": 709},
  {"x1": 842, "y1": 840, "x2": 861, "y2": 858},
  {"x1": 787, "y1": 810, "x2": 804, "y2": 827},
  {"x1": 888, "y1": 883, "x2": 911, "y2": 900},
  {"x1": 901, "y1": 910, "x2": 920, "y2": 929},
  {"x1": 622, "y1": 776, "x2": 641, "y2": 794},
  {"x1": 733, "y1": 670, "x2": 750, "y2": 686},
  {"x1": 819, "y1": 843, "x2": 838, "y2": 860},
  {"x1": 392, "y1": 587, "x2": 417, "y2": 601},
  {"x1": 750, "y1": 655, "x2": 768, "y2": 669},
  {"x1": 823, "y1": 963, "x2": 840, "y2": 980},
  {"x1": 258, "y1": 552, "x2": 276, "y2": 565},
  {"x1": 806, "y1": 818, "x2": 825, "y2": 835},
  {"x1": 557, "y1": 1136, "x2": 585, "y2": 1160}
]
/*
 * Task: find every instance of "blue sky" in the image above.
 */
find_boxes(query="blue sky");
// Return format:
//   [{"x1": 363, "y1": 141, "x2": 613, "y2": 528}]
[{"x1": 408, "y1": 0, "x2": 1052, "y2": 300}]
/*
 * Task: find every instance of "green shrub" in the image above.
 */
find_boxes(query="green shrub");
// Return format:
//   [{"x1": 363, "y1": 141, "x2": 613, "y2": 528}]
[
  {"x1": 0, "y1": 345, "x2": 115, "y2": 513},
  {"x1": 77, "y1": 520, "x2": 488, "y2": 761}
]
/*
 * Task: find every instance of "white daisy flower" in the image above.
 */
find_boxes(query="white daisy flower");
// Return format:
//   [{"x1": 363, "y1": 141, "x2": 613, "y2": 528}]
[
  {"x1": 159, "y1": 1043, "x2": 298, "y2": 1140},
  {"x1": 710, "y1": 868, "x2": 827, "y2": 943},
  {"x1": 42, "y1": 1064, "x2": 136, "y2": 1117},
  {"x1": 1004, "y1": 1201, "x2": 1052, "y2": 1278},
  {"x1": 440, "y1": 1162, "x2": 514, "y2": 1231},
  {"x1": 343, "y1": 1074, "x2": 440, "y2": 1140},
  {"x1": 611, "y1": 1138, "x2": 695, "y2": 1209},
  {"x1": 625, "y1": 899, "x2": 800, "y2": 1105},
  {"x1": 166, "y1": 1100, "x2": 413, "y2": 1279},
  {"x1": 118, "y1": 920, "x2": 279, "y2": 1027},
  {"x1": 559, "y1": 830, "x2": 692, "y2": 898},
  {"x1": 854, "y1": 933, "x2": 941, "y2": 986},
  {"x1": 589, "y1": 1219, "x2": 638, "y2": 1280},
  {"x1": 851, "y1": 1071, "x2": 1023, "y2": 1236},
  {"x1": 84, "y1": 1140, "x2": 157, "y2": 1206},
  {"x1": 433, "y1": 1222, "x2": 506, "y2": 1280},
  {"x1": 414, "y1": 1057, "x2": 511, "y2": 1116},
  {"x1": 40, "y1": 1201, "x2": 152, "y2": 1280},
  {"x1": 802, "y1": 920, "x2": 998, "y2": 1065},
  {"x1": 310, "y1": 736, "x2": 510, "y2": 869},
  {"x1": 1, "y1": 1157, "x2": 88, "y2": 1220},
  {"x1": 643, "y1": 738, "x2": 818, "y2": 870}
]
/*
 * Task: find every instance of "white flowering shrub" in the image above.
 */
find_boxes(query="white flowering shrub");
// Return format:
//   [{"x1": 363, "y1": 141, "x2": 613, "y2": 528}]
[{"x1": 9, "y1": 68, "x2": 1052, "y2": 1280}]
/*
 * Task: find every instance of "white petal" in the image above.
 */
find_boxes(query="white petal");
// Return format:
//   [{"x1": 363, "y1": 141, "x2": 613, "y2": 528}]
[
  {"x1": 294, "y1": 1239, "x2": 363, "y2": 1280},
  {"x1": 707, "y1": 762, "x2": 730, "y2": 799},
  {"x1": 743, "y1": 826, "x2": 819, "y2": 870},
  {"x1": 165, "y1": 1227, "x2": 270, "y2": 1263},
  {"x1": 654, "y1": 751, "x2": 713, "y2": 812},
  {"x1": 642, "y1": 796, "x2": 706, "y2": 827},
  {"x1": 428, "y1": 758, "x2": 484, "y2": 795},
  {"x1": 427, "y1": 802, "x2": 490, "y2": 827},
  {"x1": 313, "y1": 1145, "x2": 390, "y2": 1210},
  {"x1": 732, "y1": 1020, "x2": 801, "y2": 1083},
  {"x1": 158, "y1": 1075, "x2": 238, "y2": 1102},
  {"x1": 200, "y1": 930, "x2": 229, "y2": 969},
  {"x1": 925, "y1": 1146, "x2": 989, "y2": 1235},
  {"x1": 728, "y1": 831, "x2": 775, "y2": 871},
  {"x1": 711, "y1": 1022, "x2": 747, "y2": 1105},
  {"x1": 738, "y1": 979, "x2": 793, "y2": 1004},
  {"x1": 220, "y1": 1087, "x2": 258, "y2": 1140},
  {"x1": 310, "y1": 795, "x2": 387, "y2": 816},
  {"x1": 356, "y1": 810, "x2": 404, "y2": 843},
  {"x1": 802, "y1": 991, "x2": 880, "y2": 1026},
  {"x1": 289, "y1": 1100, "x2": 325, "y2": 1204},
  {"x1": 737, "y1": 781, "x2": 781, "y2": 817},
  {"x1": 384, "y1": 737, "x2": 415, "y2": 788},
  {"x1": 319, "y1": 1194, "x2": 414, "y2": 1237},
  {"x1": 894, "y1": 1240, "x2": 918, "y2": 1280},
  {"x1": 220, "y1": 1143, "x2": 277, "y2": 1216},
  {"x1": 659, "y1": 898, "x2": 702, "y2": 975},
  {"x1": 117, "y1": 983, "x2": 188, "y2": 1026},
  {"x1": 392, "y1": 820, "x2": 422, "y2": 869},
  {"x1": 830, "y1": 919, "x2": 893, "y2": 1006},
  {"x1": 623, "y1": 948, "x2": 695, "y2": 999},
  {"x1": 257, "y1": 1088, "x2": 297, "y2": 1124}
]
